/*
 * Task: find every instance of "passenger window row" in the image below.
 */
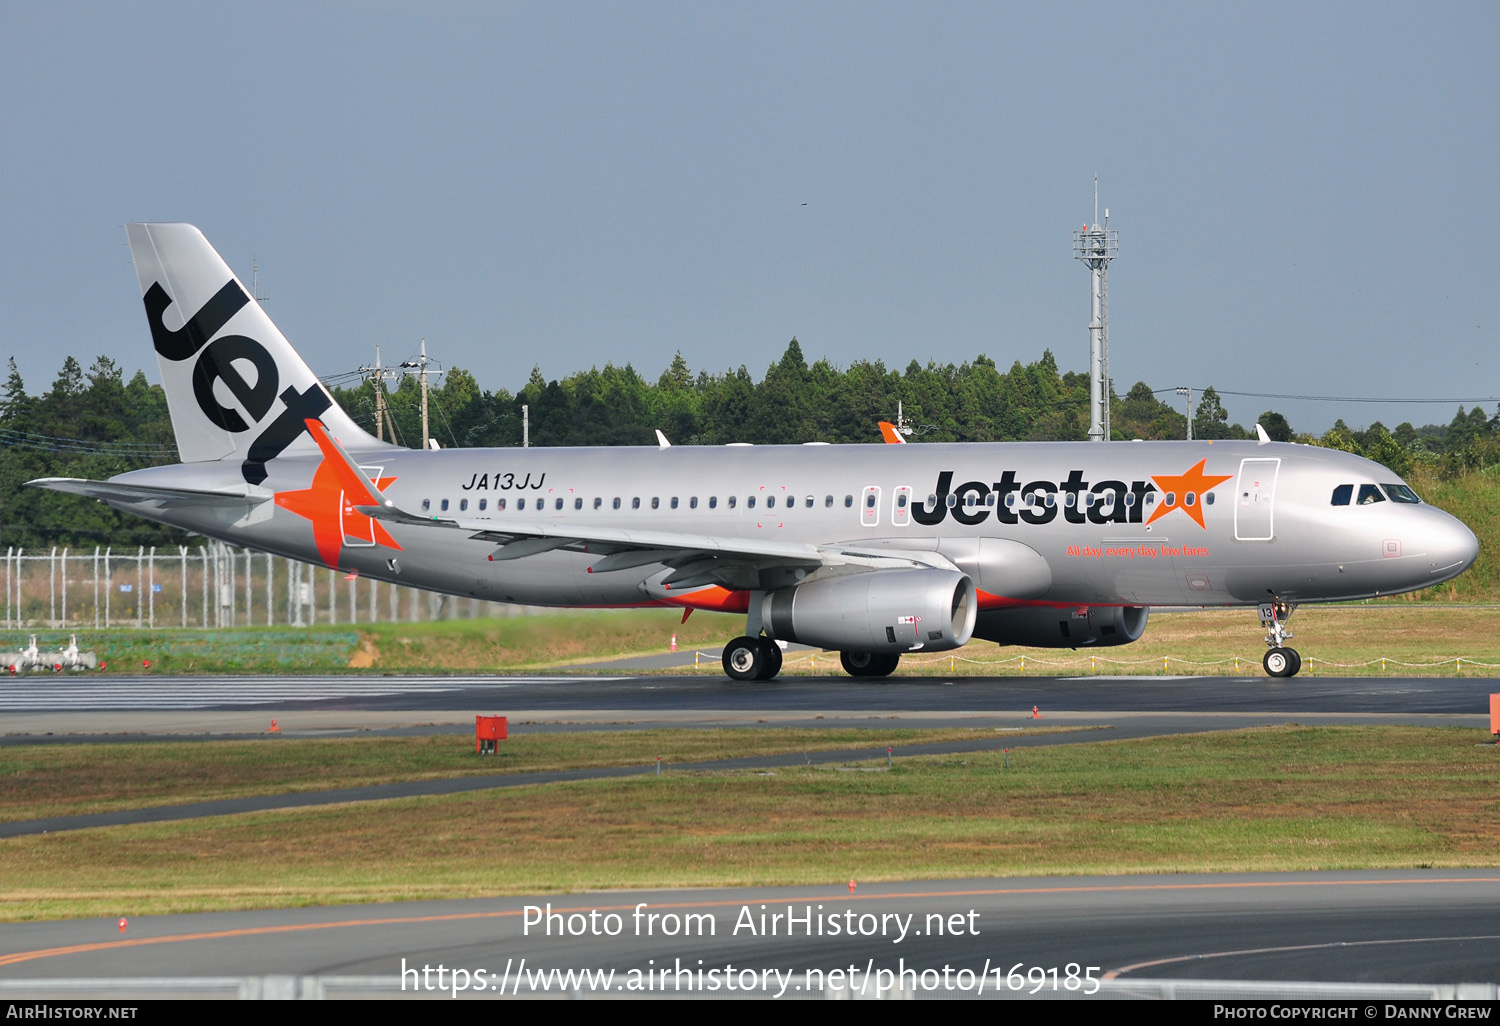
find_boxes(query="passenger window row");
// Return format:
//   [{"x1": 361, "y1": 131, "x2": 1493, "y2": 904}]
[{"x1": 418, "y1": 494, "x2": 859, "y2": 515}]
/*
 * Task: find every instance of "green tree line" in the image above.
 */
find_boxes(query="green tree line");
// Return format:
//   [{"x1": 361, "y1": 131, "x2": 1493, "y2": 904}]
[{"x1": 4, "y1": 341, "x2": 1498, "y2": 550}]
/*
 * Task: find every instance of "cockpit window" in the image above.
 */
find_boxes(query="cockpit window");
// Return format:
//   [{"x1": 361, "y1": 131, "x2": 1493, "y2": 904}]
[
  {"x1": 1330, "y1": 484, "x2": 1353, "y2": 506},
  {"x1": 1383, "y1": 483, "x2": 1421, "y2": 504},
  {"x1": 1357, "y1": 484, "x2": 1386, "y2": 505}
]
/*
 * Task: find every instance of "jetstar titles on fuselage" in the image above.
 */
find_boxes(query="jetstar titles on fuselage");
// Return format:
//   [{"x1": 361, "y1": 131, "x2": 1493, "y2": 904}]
[{"x1": 911, "y1": 460, "x2": 1231, "y2": 529}]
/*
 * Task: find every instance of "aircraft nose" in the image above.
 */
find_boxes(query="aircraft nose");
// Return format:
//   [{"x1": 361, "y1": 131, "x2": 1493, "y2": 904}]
[{"x1": 1428, "y1": 512, "x2": 1479, "y2": 581}]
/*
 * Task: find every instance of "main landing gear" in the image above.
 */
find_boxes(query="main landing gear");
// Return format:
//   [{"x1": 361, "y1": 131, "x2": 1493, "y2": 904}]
[
  {"x1": 722, "y1": 635, "x2": 782, "y2": 681},
  {"x1": 718, "y1": 591, "x2": 903, "y2": 681},
  {"x1": 840, "y1": 651, "x2": 901, "y2": 678},
  {"x1": 1259, "y1": 599, "x2": 1301, "y2": 678},
  {"x1": 722, "y1": 591, "x2": 785, "y2": 681}
]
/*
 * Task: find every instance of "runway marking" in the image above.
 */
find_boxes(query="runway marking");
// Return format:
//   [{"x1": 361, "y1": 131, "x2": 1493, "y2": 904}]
[
  {"x1": 1106, "y1": 933, "x2": 1500, "y2": 980},
  {"x1": 0, "y1": 677, "x2": 626, "y2": 711},
  {"x1": 5, "y1": 876, "x2": 1500, "y2": 968},
  {"x1": 1060, "y1": 676, "x2": 1214, "y2": 681}
]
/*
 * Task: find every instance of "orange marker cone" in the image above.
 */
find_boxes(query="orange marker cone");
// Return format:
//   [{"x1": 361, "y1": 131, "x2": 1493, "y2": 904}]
[
  {"x1": 118, "y1": 918, "x2": 127, "y2": 933},
  {"x1": 269, "y1": 719, "x2": 280, "y2": 734},
  {"x1": 1032, "y1": 705, "x2": 1041, "y2": 719},
  {"x1": 670, "y1": 634, "x2": 677, "y2": 652},
  {"x1": 849, "y1": 880, "x2": 856, "y2": 894}
]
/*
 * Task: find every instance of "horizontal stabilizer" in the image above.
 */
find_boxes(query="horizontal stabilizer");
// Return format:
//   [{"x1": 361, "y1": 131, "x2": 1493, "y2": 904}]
[{"x1": 26, "y1": 477, "x2": 273, "y2": 509}]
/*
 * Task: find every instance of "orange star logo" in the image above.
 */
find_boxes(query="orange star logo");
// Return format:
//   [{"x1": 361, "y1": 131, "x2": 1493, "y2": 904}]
[
  {"x1": 274, "y1": 421, "x2": 401, "y2": 568},
  {"x1": 1145, "y1": 459, "x2": 1232, "y2": 530}
]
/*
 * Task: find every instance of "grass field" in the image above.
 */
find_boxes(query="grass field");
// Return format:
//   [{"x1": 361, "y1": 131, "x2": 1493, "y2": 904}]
[
  {"x1": 6, "y1": 604, "x2": 1500, "y2": 677},
  {"x1": 1, "y1": 725, "x2": 1496, "y2": 921},
  {"x1": 0, "y1": 727, "x2": 1073, "y2": 822}
]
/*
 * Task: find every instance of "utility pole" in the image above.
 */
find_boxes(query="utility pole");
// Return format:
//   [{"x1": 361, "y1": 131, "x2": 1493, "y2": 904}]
[
  {"x1": 251, "y1": 257, "x2": 269, "y2": 306},
  {"x1": 358, "y1": 346, "x2": 399, "y2": 441},
  {"x1": 1177, "y1": 385, "x2": 1194, "y2": 441},
  {"x1": 400, "y1": 340, "x2": 440, "y2": 451}
]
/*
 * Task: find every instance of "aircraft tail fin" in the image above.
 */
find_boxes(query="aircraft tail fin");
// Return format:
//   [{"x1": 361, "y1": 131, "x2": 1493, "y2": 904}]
[{"x1": 125, "y1": 223, "x2": 388, "y2": 485}]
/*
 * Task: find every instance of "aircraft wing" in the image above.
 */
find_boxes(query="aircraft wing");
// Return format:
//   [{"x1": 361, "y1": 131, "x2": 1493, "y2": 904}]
[
  {"x1": 26, "y1": 477, "x2": 273, "y2": 510},
  {"x1": 360, "y1": 500, "x2": 956, "y2": 587}
]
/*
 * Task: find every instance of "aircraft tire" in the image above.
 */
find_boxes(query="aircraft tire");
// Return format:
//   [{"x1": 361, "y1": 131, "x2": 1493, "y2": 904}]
[
  {"x1": 758, "y1": 639, "x2": 783, "y2": 680},
  {"x1": 840, "y1": 651, "x2": 901, "y2": 678},
  {"x1": 1285, "y1": 648, "x2": 1302, "y2": 677},
  {"x1": 1263, "y1": 648, "x2": 1295, "y2": 678},
  {"x1": 723, "y1": 636, "x2": 765, "y2": 681}
]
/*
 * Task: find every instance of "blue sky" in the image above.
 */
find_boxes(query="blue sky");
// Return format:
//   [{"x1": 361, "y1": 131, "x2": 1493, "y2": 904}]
[{"x1": 2, "y1": 1, "x2": 1496, "y2": 436}]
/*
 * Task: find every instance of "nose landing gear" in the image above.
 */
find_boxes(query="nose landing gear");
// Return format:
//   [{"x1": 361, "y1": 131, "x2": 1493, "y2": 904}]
[{"x1": 1259, "y1": 599, "x2": 1301, "y2": 678}]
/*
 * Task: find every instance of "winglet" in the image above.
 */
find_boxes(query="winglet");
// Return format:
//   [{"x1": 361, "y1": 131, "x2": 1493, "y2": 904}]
[
  {"x1": 655, "y1": 430, "x2": 672, "y2": 450},
  {"x1": 1255, "y1": 423, "x2": 1271, "y2": 445},
  {"x1": 878, "y1": 421, "x2": 906, "y2": 444}
]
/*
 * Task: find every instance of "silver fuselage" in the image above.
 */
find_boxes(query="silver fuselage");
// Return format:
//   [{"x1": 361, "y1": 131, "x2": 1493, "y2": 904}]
[{"x1": 105, "y1": 438, "x2": 1479, "y2": 613}]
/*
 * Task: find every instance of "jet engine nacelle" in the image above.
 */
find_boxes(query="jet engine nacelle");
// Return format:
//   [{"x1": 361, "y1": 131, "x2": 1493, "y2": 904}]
[
  {"x1": 973, "y1": 604, "x2": 1149, "y2": 648},
  {"x1": 764, "y1": 568, "x2": 977, "y2": 653}
]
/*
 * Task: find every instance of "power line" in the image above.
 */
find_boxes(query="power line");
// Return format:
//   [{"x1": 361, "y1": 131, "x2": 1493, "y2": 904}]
[
  {"x1": 0, "y1": 427, "x2": 179, "y2": 458},
  {"x1": 1154, "y1": 387, "x2": 1500, "y2": 406}
]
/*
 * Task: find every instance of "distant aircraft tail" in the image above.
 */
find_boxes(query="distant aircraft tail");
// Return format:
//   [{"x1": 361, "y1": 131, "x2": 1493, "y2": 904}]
[{"x1": 125, "y1": 223, "x2": 387, "y2": 484}]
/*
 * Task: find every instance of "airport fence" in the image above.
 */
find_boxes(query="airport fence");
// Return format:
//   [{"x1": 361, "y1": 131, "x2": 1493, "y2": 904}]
[{"x1": 1, "y1": 543, "x2": 540, "y2": 630}]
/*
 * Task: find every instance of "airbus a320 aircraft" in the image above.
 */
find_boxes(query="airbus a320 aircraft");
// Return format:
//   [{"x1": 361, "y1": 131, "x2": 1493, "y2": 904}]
[{"x1": 29, "y1": 224, "x2": 1480, "y2": 680}]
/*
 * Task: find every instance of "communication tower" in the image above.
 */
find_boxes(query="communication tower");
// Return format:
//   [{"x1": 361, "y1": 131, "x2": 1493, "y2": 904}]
[{"x1": 1073, "y1": 183, "x2": 1118, "y2": 442}]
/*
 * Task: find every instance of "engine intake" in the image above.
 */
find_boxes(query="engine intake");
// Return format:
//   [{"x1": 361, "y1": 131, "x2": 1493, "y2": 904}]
[{"x1": 764, "y1": 568, "x2": 977, "y2": 653}]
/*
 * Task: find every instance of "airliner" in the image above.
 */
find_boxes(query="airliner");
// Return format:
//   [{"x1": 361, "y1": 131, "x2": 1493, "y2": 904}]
[{"x1": 27, "y1": 224, "x2": 1480, "y2": 680}]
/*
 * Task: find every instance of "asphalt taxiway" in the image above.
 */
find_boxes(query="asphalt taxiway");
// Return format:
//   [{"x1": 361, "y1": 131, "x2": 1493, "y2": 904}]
[
  {"x1": 3, "y1": 872, "x2": 1499, "y2": 991},
  {"x1": 1, "y1": 672, "x2": 1496, "y2": 994},
  {"x1": 2, "y1": 670, "x2": 1495, "y2": 731}
]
